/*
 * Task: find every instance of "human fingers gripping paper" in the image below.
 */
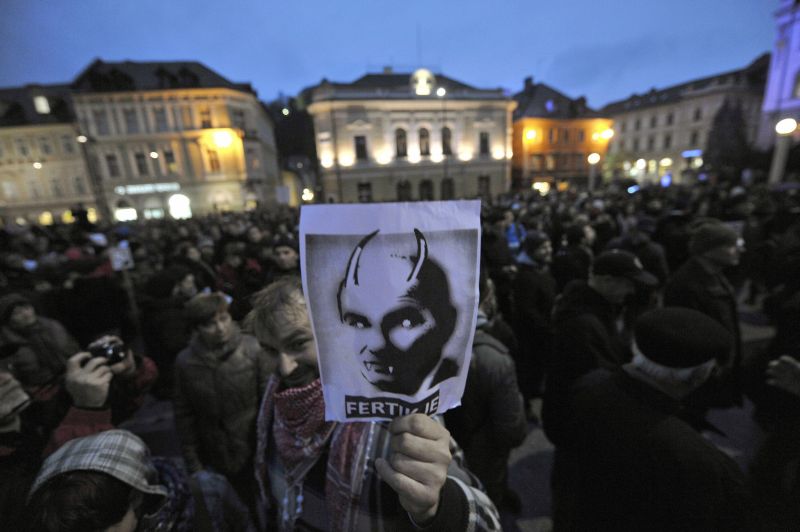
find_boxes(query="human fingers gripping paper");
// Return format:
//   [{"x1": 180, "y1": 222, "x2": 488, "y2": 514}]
[{"x1": 300, "y1": 200, "x2": 481, "y2": 422}]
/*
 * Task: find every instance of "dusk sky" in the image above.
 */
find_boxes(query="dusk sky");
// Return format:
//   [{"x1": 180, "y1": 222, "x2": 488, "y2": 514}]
[{"x1": 1, "y1": 0, "x2": 779, "y2": 108}]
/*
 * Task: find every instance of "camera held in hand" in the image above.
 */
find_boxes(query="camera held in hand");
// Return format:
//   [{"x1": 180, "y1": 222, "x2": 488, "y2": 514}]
[{"x1": 88, "y1": 339, "x2": 127, "y2": 365}]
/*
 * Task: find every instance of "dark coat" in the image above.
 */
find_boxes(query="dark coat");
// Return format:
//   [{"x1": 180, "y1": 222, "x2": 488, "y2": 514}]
[
  {"x1": 174, "y1": 329, "x2": 274, "y2": 477},
  {"x1": 543, "y1": 280, "x2": 629, "y2": 445},
  {"x1": 512, "y1": 262, "x2": 557, "y2": 399},
  {"x1": 0, "y1": 317, "x2": 79, "y2": 387},
  {"x1": 664, "y1": 256, "x2": 742, "y2": 405},
  {"x1": 443, "y1": 329, "x2": 527, "y2": 502},
  {"x1": 553, "y1": 369, "x2": 751, "y2": 532},
  {"x1": 140, "y1": 295, "x2": 192, "y2": 368}
]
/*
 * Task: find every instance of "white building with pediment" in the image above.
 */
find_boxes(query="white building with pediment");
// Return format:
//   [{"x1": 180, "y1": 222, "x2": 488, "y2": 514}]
[{"x1": 306, "y1": 68, "x2": 516, "y2": 203}]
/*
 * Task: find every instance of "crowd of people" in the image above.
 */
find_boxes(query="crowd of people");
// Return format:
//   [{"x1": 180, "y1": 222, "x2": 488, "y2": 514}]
[{"x1": 0, "y1": 179, "x2": 799, "y2": 531}]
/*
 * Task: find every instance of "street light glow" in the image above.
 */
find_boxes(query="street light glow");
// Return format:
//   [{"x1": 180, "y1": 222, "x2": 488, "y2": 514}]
[
  {"x1": 587, "y1": 153, "x2": 601, "y2": 165},
  {"x1": 436, "y1": 87, "x2": 446, "y2": 97},
  {"x1": 212, "y1": 130, "x2": 233, "y2": 148},
  {"x1": 76, "y1": 135, "x2": 88, "y2": 143},
  {"x1": 33, "y1": 162, "x2": 43, "y2": 169},
  {"x1": 525, "y1": 129, "x2": 536, "y2": 140},
  {"x1": 600, "y1": 128, "x2": 615, "y2": 140},
  {"x1": 775, "y1": 118, "x2": 797, "y2": 135},
  {"x1": 302, "y1": 188, "x2": 315, "y2": 202},
  {"x1": 282, "y1": 108, "x2": 290, "y2": 116},
  {"x1": 149, "y1": 151, "x2": 159, "y2": 159}
]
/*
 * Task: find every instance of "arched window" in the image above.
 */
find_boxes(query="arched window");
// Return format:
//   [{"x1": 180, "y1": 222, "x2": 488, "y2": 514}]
[
  {"x1": 419, "y1": 128, "x2": 430, "y2": 156},
  {"x1": 397, "y1": 180, "x2": 412, "y2": 201},
  {"x1": 441, "y1": 178, "x2": 454, "y2": 200},
  {"x1": 441, "y1": 127, "x2": 452, "y2": 156},
  {"x1": 395, "y1": 128, "x2": 407, "y2": 158},
  {"x1": 419, "y1": 179, "x2": 434, "y2": 200}
]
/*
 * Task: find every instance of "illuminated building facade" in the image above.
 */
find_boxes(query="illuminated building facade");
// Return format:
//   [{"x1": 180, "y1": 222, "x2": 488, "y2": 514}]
[
  {"x1": 603, "y1": 55, "x2": 768, "y2": 184},
  {"x1": 512, "y1": 77, "x2": 613, "y2": 191},
  {"x1": 757, "y1": 0, "x2": 800, "y2": 148},
  {"x1": 70, "y1": 60, "x2": 280, "y2": 220},
  {"x1": 0, "y1": 60, "x2": 280, "y2": 224},
  {"x1": 0, "y1": 85, "x2": 94, "y2": 225},
  {"x1": 306, "y1": 68, "x2": 515, "y2": 203}
]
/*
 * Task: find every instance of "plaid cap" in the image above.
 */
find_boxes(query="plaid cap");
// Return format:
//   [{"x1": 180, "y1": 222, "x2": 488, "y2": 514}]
[{"x1": 30, "y1": 430, "x2": 168, "y2": 500}]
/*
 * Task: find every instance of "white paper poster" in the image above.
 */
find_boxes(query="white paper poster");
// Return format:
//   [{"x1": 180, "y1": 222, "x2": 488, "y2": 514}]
[{"x1": 300, "y1": 200, "x2": 481, "y2": 422}]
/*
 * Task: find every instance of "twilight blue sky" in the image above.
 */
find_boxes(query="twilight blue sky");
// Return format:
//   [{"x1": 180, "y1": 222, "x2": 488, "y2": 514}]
[{"x1": 0, "y1": 0, "x2": 780, "y2": 108}]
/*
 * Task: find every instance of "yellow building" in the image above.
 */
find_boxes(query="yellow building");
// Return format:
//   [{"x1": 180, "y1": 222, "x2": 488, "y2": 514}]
[
  {"x1": 0, "y1": 85, "x2": 96, "y2": 225},
  {"x1": 69, "y1": 60, "x2": 280, "y2": 220},
  {"x1": 512, "y1": 78, "x2": 613, "y2": 191},
  {"x1": 0, "y1": 60, "x2": 282, "y2": 225}
]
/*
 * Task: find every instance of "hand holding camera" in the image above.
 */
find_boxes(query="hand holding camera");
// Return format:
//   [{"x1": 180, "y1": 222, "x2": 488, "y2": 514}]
[
  {"x1": 88, "y1": 336, "x2": 136, "y2": 378},
  {"x1": 65, "y1": 352, "x2": 113, "y2": 408}
]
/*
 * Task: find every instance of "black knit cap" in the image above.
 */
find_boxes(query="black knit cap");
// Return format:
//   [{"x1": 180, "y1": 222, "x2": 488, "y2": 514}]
[{"x1": 634, "y1": 307, "x2": 732, "y2": 368}]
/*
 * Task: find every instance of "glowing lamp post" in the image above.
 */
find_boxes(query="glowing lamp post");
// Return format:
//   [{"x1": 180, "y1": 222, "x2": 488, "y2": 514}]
[
  {"x1": 769, "y1": 118, "x2": 797, "y2": 184},
  {"x1": 587, "y1": 152, "x2": 601, "y2": 191}
]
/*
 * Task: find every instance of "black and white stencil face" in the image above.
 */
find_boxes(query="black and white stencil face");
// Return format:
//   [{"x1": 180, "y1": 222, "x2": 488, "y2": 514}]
[{"x1": 337, "y1": 229, "x2": 457, "y2": 395}]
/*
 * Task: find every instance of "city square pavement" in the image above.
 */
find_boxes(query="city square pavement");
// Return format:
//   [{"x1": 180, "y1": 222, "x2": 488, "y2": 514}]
[{"x1": 121, "y1": 300, "x2": 775, "y2": 532}]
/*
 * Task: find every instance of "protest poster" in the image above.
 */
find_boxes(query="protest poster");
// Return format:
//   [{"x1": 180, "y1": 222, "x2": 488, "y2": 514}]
[{"x1": 300, "y1": 200, "x2": 481, "y2": 422}]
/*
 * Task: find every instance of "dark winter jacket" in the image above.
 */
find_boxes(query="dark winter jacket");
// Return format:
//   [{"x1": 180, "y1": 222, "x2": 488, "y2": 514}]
[
  {"x1": 664, "y1": 256, "x2": 741, "y2": 405},
  {"x1": 140, "y1": 295, "x2": 192, "y2": 368},
  {"x1": 0, "y1": 317, "x2": 79, "y2": 387},
  {"x1": 444, "y1": 328, "x2": 526, "y2": 500},
  {"x1": 553, "y1": 369, "x2": 751, "y2": 531},
  {"x1": 512, "y1": 260, "x2": 557, "y2": 398},
  {"x1": 174, "y1": 327, "x2": 274, "y2": 476},
  {"x1": 543, "y1": 280, "x2": 629, "y2": 445}
]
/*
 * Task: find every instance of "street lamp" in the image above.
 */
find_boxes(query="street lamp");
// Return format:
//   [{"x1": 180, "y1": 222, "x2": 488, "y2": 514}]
[
  {"x1": 76, "y1": 132, "x2": 112, "y2": 223},
  {"x1": 587, "y1": 152, "x2": 601, "y2": 191},
  {"x1": 769, "y1": 118, "x2": 797, "y2": 184},
  {"x1": 438, "y1": 86, "x2": 448, "y2": 180}
]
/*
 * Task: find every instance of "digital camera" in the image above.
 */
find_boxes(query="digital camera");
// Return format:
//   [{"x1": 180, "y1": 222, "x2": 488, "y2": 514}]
[{"x1": 88, "y1": 340, "x2": 127, "y2": 364}]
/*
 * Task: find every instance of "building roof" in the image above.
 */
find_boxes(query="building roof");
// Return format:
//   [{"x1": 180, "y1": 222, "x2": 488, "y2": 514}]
[
  {"x1": 601, "y1": 53, "x2": 770, "y2": 115},
  {"x1": 71, "y1": 59, "x2": 256, "y2": 95},
  {"x1": 0, "y1": 84, "x2": 74, "y2": 127},
  {"x1": 512, "y1": 78, "x2": 604, "y2": 120},
  {"x1": 308, "y1": 69, "x2": 508, "y2": 102}
]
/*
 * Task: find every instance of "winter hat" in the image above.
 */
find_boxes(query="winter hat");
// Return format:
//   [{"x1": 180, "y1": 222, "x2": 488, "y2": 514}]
[
  {"x1": 0, "y1": 293, "x2": 31, "y2": 324},
  {"x1": 593, "y1": 250, "x2": 658, "y2": 287},
  {"x1": 688, "y1": 221, "x2": 739, "y2": 256},
  {"x1": 634, "y1": 307, "x2": 732, "y2": 368},
  {"x1": 30, "y1": 430, "x2": 168, "y2": 500}
]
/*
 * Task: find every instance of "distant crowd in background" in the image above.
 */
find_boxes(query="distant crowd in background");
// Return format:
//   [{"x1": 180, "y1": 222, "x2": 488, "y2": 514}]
[{"x1": 2, "y1": 179, "x2": 800, "y2": 531}]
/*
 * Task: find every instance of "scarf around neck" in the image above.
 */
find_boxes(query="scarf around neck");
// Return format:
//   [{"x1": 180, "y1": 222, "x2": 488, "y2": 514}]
[{"x1": 266, "y1": 377, "x2": 372, "y2": 531}]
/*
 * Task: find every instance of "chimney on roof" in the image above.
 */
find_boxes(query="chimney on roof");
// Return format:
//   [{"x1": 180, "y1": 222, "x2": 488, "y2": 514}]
[
  {"x1": 524, "y1": 76, "x2": 534, "y2": 91},
  {"x1": 576, "y1": 96, "x2": 587, "y2": 112},
  {"x1": 383, "y1": 66, "x2": 393, "y2": 74}
]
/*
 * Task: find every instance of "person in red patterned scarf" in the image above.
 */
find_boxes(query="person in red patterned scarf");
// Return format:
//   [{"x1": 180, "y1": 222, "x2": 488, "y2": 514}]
[{"x1": 244, "y1": 276, "x2": 501, "y2": 532}]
